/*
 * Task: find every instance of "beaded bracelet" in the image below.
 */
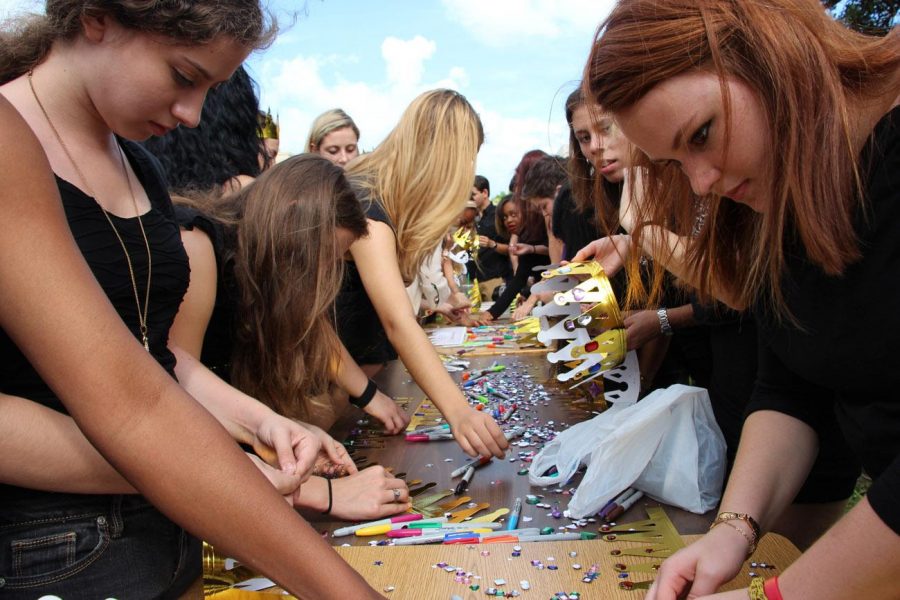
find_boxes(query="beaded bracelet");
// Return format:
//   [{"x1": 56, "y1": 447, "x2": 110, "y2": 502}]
[{"x1": 748, "y1": 577, "x2": 768, "y2": 600}]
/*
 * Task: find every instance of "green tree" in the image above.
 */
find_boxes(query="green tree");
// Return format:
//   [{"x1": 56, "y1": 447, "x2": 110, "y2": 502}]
[{"x1": 821, "y1": 0, "x2": 899, "y2": 35}]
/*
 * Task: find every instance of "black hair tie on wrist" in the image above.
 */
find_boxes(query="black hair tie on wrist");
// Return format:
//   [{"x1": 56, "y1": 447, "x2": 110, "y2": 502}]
[
  {"x1": 322, "y1": 477, "x2": 333, "y2": 515},
  {"x1": 349, "y1": 379, "x2": 378, "y2": 409}
]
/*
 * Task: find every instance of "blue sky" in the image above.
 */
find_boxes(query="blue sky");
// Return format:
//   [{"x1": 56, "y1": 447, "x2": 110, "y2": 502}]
[
  {"x1": 249, "y1": 0, "x2": 617, "y2": 193},
  {"x1": 0, "y1": 0, "x2": 616, "y2": 193}
]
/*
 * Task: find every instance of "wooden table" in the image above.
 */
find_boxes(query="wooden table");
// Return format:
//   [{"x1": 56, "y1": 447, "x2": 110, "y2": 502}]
[
  {"x1": 207, "y1": 533, "x2": 799, "y2": 599},
  {"x1": 307, "y1": 353, "x2": 716, "y2": 542},
  {"x1": 206, "y1": 349, "x2": 801, "y2": 597}
]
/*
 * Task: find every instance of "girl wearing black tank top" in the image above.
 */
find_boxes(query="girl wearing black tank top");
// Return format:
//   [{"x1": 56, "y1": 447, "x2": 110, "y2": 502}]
[{"x1": 0, "y1": 2, "x2": 382, "y2": 598}]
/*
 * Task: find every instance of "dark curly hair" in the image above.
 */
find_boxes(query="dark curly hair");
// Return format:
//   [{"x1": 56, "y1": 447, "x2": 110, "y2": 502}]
[
  {"x1": 143, "y1": 65, "x2": 266, "y2": 195},
  {"x1": 1, "y1": 0, "x2": 276, "y2": 84}
]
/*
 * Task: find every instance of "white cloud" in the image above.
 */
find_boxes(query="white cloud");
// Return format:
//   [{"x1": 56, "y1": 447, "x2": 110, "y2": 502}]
[
  {"x1": 0, "y1": 0, "x2": 42, "y2": 19},
  {"x1": 255, "y1": 35, "x2": 468, "y2": 159},
  {"x1": 382, "y1": 35, "x2": 436, "y2": 88},
  {"x1": 254, "y1": 33, "x2": 567, "y2": 194},
  {"x1": 474, "y1": 103, "x2": 569, "y2": 194},
  {"x1": 441, "y1": 0, "x2": 616, "y2": 46}
]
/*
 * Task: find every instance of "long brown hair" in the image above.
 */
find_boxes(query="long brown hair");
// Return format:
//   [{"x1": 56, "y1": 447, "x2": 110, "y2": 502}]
[
  {"x1": 346, "y1": 89, "x2": 483, "y2": 284},
  {"x1": 511, "y1": 149, "x2": 550, "y2": 243},
  {"x1": 0, "y1": 0, "x2": 275, "y2": 84},
  {"x1": 564, "y1": 88, "x2": 623, "y2": 234},
  {"x1": 585, "y1": 0, "x2": 899, "y2": 316},
  {"x1": 182, "y1": 154, "x2": 368, "y2": 419}
]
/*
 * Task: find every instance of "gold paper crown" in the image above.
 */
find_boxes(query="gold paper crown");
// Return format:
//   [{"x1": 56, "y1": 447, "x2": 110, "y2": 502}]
[{"x1": 258, "y1": 109, "x2": 280, "y2": 140}]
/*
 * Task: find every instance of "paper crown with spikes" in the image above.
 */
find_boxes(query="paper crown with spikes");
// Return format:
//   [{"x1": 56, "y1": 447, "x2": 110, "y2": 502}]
[{"x1": 258, "y1": 109, "x2": 280, "y2": 140}]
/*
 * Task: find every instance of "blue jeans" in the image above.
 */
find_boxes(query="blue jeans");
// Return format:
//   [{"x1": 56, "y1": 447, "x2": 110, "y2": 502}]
[{"x1": 0, "y1": 492, "x2": 200, "y2": 599}]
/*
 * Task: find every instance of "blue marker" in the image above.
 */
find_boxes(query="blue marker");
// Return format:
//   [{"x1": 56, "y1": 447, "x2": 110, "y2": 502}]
[{"x1": 506, "y1": 497, "x2": 522, "y2": 531}]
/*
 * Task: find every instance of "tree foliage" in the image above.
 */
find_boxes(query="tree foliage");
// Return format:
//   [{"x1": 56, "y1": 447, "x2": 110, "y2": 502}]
[{"x1": 821, "y1": 0, "x2": 899, "y2": 36}]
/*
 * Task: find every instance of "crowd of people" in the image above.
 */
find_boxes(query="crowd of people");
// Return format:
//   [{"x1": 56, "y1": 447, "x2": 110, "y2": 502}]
[{"x1": 0, "y1": 0, "x2": 896, "y2": 598}]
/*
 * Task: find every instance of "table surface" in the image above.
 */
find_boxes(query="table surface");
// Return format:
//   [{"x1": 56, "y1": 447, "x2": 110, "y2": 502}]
[
  {"x1": 207, "y1": 533, "x2": 799, "y2": 599},
  {"x1": 206, "y1": 345, "x2": 801, "y2": 598},
  {"x1": 306, "y1": 352, "x2": 716, "y2": 544}
]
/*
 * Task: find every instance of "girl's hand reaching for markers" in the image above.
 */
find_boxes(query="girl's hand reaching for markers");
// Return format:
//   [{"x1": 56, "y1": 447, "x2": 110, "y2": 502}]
[
  {"x1": 364, "y1": 390, "x2": 410, "y2": 435},
  {"x1": 446, "y1": 405, "x2": 508, "y2": 458}
]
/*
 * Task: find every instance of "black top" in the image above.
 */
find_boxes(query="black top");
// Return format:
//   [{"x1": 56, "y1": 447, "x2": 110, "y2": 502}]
[
  {"x1": 0, "y1": 140, "x2": 189, "y2": 415},
  {"x1": 488, "y1": 253, "x2": 549, "y2": 319},
  {"x1": 469, "y1": 202, "x2": 511, "y2": 281},
  {"x1": 335, "y1": 192, "x2": 399, "y2": 365},
  {"x1": 0, "y1": 140, "x2": 189, "y2": 501},
  {"x1": 175, "y1": 206, "x2": 238, "y2": 381},
  {"x1": 748, "y1": 106, "x2": 900, "y2": 533},
  {"x1": 551, "y1": 183, "x2": 602, "y2": 261}
]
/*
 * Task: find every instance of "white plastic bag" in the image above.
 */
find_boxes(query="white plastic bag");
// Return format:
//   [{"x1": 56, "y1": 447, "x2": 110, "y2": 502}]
[{"x1": 529, "y1": 384, "x2": 726, "y2": 518}]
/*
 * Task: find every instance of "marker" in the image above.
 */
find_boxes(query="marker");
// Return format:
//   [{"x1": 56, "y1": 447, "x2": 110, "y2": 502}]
[
  {"x1": 391, "y1": 533, "x2": 451, "y2": 546},
  {"x1": 506, "y1": 497, "x2": 522, "y2": 531},
  {"x1": 486, "y1": 385, "x2": 511, "y2": 401},
  {"x1": 504, "y1": 426, "x2": 527, "y2": 442},
  {"x1": 481, "y1": 528, "x2": 540, "y2": 539},
  {"x1": 412, "y1": 423, "x2": 450, "y2": 435},
  {"x1": 516, "y1": 532, "x2": 598, "y2": 543},
  {"x1": 441, "y1": 530, "x2": 597, "y2": 545},
  {"x1": 387, "y1": 527, "x2": 494, "y2": 538},
  {"x1": 604, "y1": 490, "x2": 644, "y2": 522},
  {"x1": 354, "y1": 517, "x2": 448, "y2": 537},
  {"x1": 455, "y1": 465, "x2": 475, "y2": 495},
  {"x1": 332, "y1": 513, "x2": 423, "y2": 537},
  {"x1": 406, "y1": 521, "x2": 502, "y2": 531},
  {"x1": 405, "y1": 432, "x2": 455, "y2": 442},
  {"x1": 598, "y1": 487, "x2": 636, "y2": 520},
  {"x1": 500, "y1": 404, "x2": 518, "y2": 423},
  {"x1": 450, "y1": 456, "x2": 491, "y2": 478}
]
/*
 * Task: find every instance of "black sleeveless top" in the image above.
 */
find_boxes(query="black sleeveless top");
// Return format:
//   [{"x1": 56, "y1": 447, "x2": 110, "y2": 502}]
[
  {"x1": 0, "y1": 140, "x2": 189, "y2": 504},
  {"x1": 335, "y1": 191, "x2": 399, "y2": 365},
  {"x1": 0, "y1": 140, "x2": 189, "y2": 414},
  {"x1": 175, "y1": 206, "x2": 238, "y2": 381}
]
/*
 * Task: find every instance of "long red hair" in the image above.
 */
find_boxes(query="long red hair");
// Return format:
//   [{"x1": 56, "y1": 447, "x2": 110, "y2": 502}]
[{"x1": 585, "y1": 0, "x2": 899, "y2": 317}]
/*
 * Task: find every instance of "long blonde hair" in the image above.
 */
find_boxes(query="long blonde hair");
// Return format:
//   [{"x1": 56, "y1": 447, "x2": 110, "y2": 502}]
[
  {"x1": 346, "y1": 89, "x2": 483, "y2": 283},
  {"x1": 586, "y1": 0, "x2": 899, "y2": 317}
]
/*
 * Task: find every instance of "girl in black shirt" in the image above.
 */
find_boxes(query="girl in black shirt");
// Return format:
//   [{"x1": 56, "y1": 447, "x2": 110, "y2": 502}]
[{"x1": 582, "y1": 1, "x2": 900, "y2": 598}]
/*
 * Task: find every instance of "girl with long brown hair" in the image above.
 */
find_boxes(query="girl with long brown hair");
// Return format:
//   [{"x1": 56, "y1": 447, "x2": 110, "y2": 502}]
[
  {"x1": 170, "y1": 154, "x2": 412, "y2": 520},
  {"x1": 338, "y1": 89, "x2": 509, "y2": 459},
  {"x1": 578, "y1": 1, "x2": 900, "y2": 598},
  {"x1": 0, "y1": 1, "x2": 383, "y2": 596}
]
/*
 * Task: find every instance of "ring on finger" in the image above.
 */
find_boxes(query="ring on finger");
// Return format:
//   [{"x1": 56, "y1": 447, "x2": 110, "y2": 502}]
[{"x1": 392, "y1": 488, "x2": 402, "y2": 502}]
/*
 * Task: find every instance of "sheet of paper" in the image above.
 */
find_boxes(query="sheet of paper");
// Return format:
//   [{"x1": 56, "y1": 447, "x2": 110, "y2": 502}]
[
  {"x1": 233, "y1": 577, "x2": 277, "y2": 591},
  {"x1": 428, "y1": 326, "x2": 467, "y2": 347}
]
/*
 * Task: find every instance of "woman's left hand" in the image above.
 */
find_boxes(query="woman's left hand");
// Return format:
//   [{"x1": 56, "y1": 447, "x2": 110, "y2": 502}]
[
  {"x1": 300, "y1": 422, "x2": 359, "y2": 477},
  {"x1": 623, "y1": 309, "x2": 663, "y2": 350},
  {"x1": 364, "y1": 390, "x2": 411, "y2": 435},
  {"x1": 251, "y1": 413, "x2": 322, "y2": 481},
  {"x1": 246, "y1": 453, "x2": 303, "y2": 504},
  {"x1": 446, "y1": 405, "x2": 508, "y2": 459}
]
